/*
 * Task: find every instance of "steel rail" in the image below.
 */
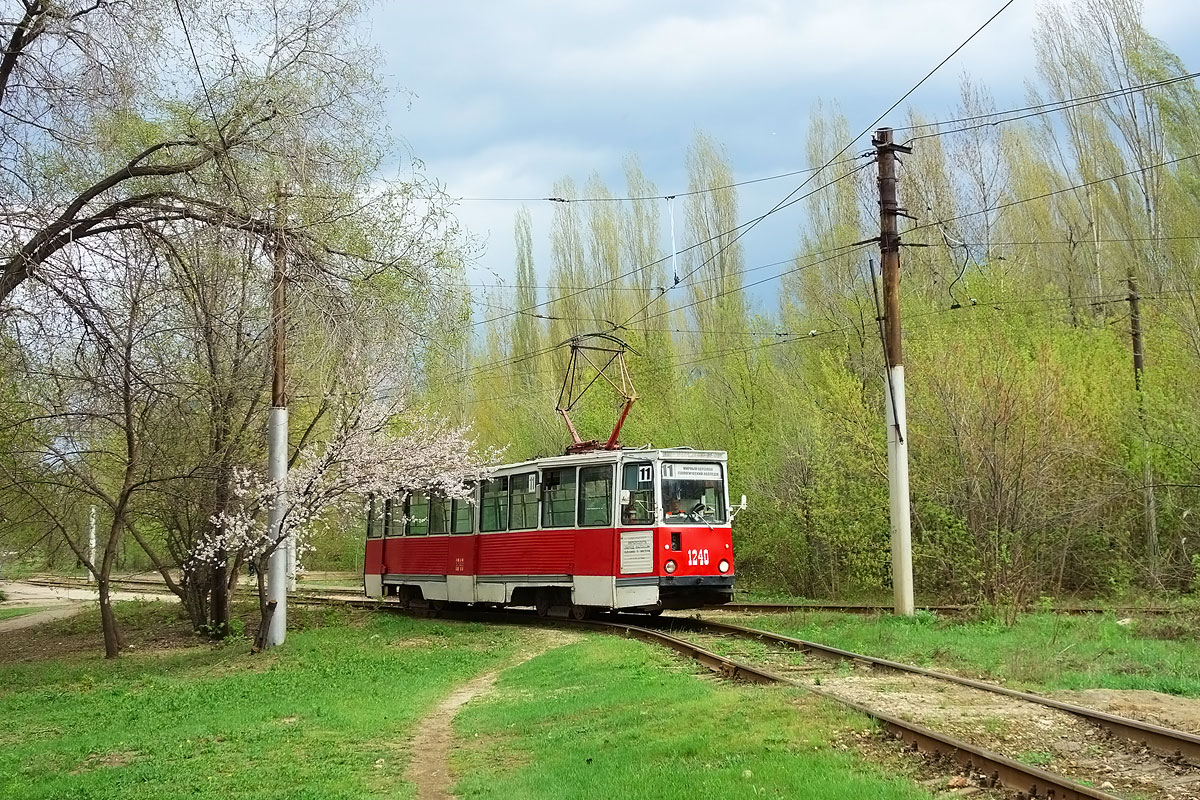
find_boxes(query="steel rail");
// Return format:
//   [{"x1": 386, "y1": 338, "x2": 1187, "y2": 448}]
[
  {"x1": 21, "y1": 576, "x2": 356, "y2": 598},
  {"x1": 712, "y1": 601, "x2": 1176, "y2": 615},
  {"x1": 20, "y1": 579, "x2": 1175, "y2": 615},
  {"x1": 652, "y1": 615, "x2": 1200, "y2": 763}
]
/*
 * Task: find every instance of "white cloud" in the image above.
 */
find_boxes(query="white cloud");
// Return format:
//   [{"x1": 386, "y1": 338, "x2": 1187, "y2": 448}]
[{"x1": 373, "y1": 0, "x2": 1200, "y2": 295}]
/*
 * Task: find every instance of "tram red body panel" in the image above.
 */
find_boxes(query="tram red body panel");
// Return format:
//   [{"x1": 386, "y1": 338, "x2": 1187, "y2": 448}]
[
  {"x1": 477, "y1": 530, "x2": 575, "y2": 574},
  {"x1": 653, "y1": 525, "x2": 733, "y2": 576},
  {"x1": 365, "y1": 538, "x2": 383, "y2": 572},
  {"x1": 448, "y1": 536, "x2": 475, "y2": 575}
]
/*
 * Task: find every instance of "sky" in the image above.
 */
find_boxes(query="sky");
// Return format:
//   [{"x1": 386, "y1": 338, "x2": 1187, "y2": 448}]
[{"x1": 366, "y1": 1, "x2": 1200, "y2": 309}]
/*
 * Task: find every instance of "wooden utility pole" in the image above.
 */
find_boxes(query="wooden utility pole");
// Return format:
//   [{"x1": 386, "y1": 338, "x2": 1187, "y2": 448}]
[
  {"x1": 1127, "y1": 270, "x2": 1159, "y2": 583},
  {"x1": 265, "y1": 184, "x2": 291, "y2": 648},
  {"x1": 874, "y1": 127, "x2": 915, "y2": 616}
]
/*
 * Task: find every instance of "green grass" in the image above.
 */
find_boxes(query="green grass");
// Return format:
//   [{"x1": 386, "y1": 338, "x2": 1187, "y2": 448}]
[
  {"x1": 0, "y1": 602, "x2": 525, "y2": 800},
  {"x1": 0, "y1": 606, "x2": 46, "y2": 621},
  {"x1": 744, "y1": 610, "x2": 1200, "y2": 695},
  {"x1": 1018, "y1": 751, "x2": 1054, "y2": 767},
  {"x1": 452, "y1": 636, "x2": 932, "y2": 800}
]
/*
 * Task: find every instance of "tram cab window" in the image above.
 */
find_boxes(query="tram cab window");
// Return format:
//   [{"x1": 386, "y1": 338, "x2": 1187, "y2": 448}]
[
  {"x1": 409, "y1": 491, "x2": 431, "y2": 535},
  {"x1": 661, "y1": 462, "x2": 726, "y2": 524},
  {"x1": 451, "y1": 490, "x2": 475, "y2": 534},
  {"x1": 620, "y1": 463, "x2": 655, "y2": 525},
  {"x1": 579, "y1": 465, "x2": 613, "y2": 526},
  {"x1": 541, "y1": 468, "x2": 577, "y2": 528},
  {"x1": 366, "y1": 497, "x2": 383, "y2": 539},
  {"x1": 480, "y1": 477, "x2": 509, "y2": 532},
  {"x1": 509, "y1": 472, "x2": 538, "y2": 530},
  {"x1": 429, "y1": 495, "x2": 449, "y2": 535}
]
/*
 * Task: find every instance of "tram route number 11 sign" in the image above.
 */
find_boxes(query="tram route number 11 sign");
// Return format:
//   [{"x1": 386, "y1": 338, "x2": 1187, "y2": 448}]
[{"x1": 661, "y1": 463, "x2": 722, "y2": 480}]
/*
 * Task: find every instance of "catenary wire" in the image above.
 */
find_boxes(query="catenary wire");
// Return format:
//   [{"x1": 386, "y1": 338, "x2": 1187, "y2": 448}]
[
  {"x1": 895, "y1": 71, "x2": 1200, "y2": 140},
  {"x1": 610, "y1": 0, "x2": 1016, "y2": 334},
  {"x1": 455, "y1": 156, "x2": 867, "y2": 203}
]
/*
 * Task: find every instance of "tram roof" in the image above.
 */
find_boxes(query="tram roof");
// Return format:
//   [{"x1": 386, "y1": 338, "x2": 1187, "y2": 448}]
[{"x1": 491, "y1": 446, "x2": 727, "y2": 475}]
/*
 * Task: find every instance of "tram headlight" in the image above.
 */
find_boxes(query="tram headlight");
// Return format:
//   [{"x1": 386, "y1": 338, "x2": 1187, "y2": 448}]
[
  {"x1": 718, "y1": 559, "x2": 730, "y2": 574},
  {"x1": 664, "y1": 560, "x2": 677, "y2": 574}
]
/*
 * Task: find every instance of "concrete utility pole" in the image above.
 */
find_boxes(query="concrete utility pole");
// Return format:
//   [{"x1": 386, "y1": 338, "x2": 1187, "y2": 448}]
[
  {"x1": 87, "y1": 506, "x2": 96, "y2": 583},
  {"x1": 265, "y1": 185, "x2": 290, "y2": 648},
  {"x1": 874, "y1": 127, "x2": 915, "y2": 617},
  {"x1": 1127, "y1": 271, "x2": 1159, "y2": 584}
]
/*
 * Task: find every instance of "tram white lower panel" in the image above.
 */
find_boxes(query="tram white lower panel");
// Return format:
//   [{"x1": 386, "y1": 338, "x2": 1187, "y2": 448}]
[
  {"x1": 364, "y1": 573, "x2": 382, "y2": 599},
  {"x1": 414, "y1": 580, "x2": 448, "y2": 602},
  {"x1": 447, "y1": 575, "x2": 475, "y2": 603},
  {"x1": 475, "y1": 581, "x2": 506, "y2": 604},
  {"x1": 615, "y1": 582, "x2": 659, "y2": 609},
  {"x1": 573, "y1": 576, "x2": 616, "y2": 606}
]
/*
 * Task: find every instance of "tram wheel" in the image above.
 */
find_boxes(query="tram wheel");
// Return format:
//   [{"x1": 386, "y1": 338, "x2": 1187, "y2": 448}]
[
  {"x1": 570, "y1": 604, "x2": 591, "y2": 621},
  {"x1": 535, "y1": 591, "x2": 551, "y2": 618}
]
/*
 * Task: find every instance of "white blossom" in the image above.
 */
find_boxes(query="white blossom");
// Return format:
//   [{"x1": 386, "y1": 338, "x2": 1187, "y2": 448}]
[{"x1": 192, "y1": 381, "x2": 500, "y2": 574}]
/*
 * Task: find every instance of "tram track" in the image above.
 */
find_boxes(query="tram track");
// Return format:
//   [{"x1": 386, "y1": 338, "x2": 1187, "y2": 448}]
[
  {"x1": 434, "y1": 606, "x2": 1143, "y2": 800},
  {"x1": 15, "y1": 577, "x2": 1198, "y2": 797},
  {"x1": 643, "y1": 615, "x2": 1200, "y2": 763},
  {"x1": 19, "y1": 578, "x2": 1178, "y2": 616},
  {"x1": 630, "y1": 614, "x2": 1200, "y2": 800},
  {"x1": 322, "y1": 598, "x2": 1195, "y2": 800}
]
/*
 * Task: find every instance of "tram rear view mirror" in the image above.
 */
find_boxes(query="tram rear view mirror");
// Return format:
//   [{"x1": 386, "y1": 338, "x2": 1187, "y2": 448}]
[
  {"x1": 619, "y1": 489, "x2": 631, "y2": 505},
  {"x1": 731, "y1": 494, "x2": 748, "y2": 520}
]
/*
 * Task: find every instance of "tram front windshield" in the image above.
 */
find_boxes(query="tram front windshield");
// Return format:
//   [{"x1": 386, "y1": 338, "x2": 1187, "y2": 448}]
[{"x1": 661, "y1": 462, "x2": 726, "y2": 523}]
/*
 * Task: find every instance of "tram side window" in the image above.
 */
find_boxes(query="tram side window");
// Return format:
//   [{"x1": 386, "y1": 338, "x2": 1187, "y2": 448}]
[
  {"x1": 409, "y1": 491, "x2": 431, "y2": 536},
  {"x1": 621, "y1": 463, "x2": 655, "y2": 525},
  {"x1": 509, "y1": 472, "x2": 538, "y2": 530},
  {"x1": 451, "y1": 488, "x2": 475, "y2": 534},
  {"x1": 384, "y1": 498, "x2": 399, "y2": 536},
  {"x1": 578, "y1": 465, "x2": 613, "y2": 527},
  {"x1": 479, "y1": 477, "x2": 509, "y2": 532},
  {"x1": 366, "y1": 497, "x2": 383, "y2": 539},
  {"x1": 541, "y1": 468, "x2": 577, "y2": 528},
  {"x1": 429, "y1": 495, "x2": 449, "y2": 535}
]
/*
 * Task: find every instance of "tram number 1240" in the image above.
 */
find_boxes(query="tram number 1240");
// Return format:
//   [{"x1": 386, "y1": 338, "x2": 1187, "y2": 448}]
[{"x1": 687, "y1": 548, "x2": 710, "y2": 566}]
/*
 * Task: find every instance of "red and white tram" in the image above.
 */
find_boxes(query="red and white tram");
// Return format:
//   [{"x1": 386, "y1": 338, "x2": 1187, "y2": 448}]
[{"x1": 363, "y1": 447, "x2": 737, "y2": 615}]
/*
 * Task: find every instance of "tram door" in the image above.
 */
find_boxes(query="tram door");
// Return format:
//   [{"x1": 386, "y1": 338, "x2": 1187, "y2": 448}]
[{"x1": 618, "y1": 461, "x2": 656, "y2": 563}]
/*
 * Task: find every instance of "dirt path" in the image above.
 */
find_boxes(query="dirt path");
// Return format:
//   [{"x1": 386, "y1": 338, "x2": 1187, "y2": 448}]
[
  {"x1": 405, "y1": 631, "x2": 578, "y2": 800},
  {"x1": 0, "y1": 580, "x2": 177, "y2": 635},
  {"x1": 0, "y1": 604, "x2": 86, "y2": 633}
]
